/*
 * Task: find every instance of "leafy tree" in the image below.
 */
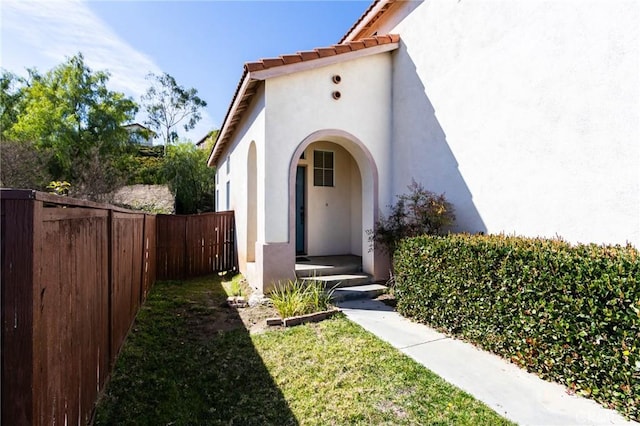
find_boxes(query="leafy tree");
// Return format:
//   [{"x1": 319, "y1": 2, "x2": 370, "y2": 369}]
[
  {"x1": 163, "y1": 141, "x2": 215, "y2": 214},
  {"x1": 7, "y1": 53, "x2": 138, "y2": 188},
  {"x1": 141, "y1": 72, "x2": 207, "y2": 154},
  {"x1": 0, "y1": 70, "x2": 24, "y2": 139},
  {"x1": 126, "y1": 145, "x2": 166, "y2": 185},
  {"x1": 201, "y1": 129, "x2": 219, "y2": 152}
]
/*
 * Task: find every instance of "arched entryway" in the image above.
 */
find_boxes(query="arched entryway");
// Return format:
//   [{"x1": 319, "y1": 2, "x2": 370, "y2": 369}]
[{"x1": 288, "y1": 130, "x2": 379, "y2": 276}]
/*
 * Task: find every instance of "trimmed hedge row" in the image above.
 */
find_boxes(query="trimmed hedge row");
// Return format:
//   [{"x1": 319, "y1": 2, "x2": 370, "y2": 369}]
[{"x1": 394, "y1": 234, "x2": 639, "y2": 420}]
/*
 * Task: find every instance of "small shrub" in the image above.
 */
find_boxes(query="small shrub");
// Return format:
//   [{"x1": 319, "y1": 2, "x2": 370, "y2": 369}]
[
  {"x1": 369, "y1": 179, "x2": 455, "y2": 254},
  {"x1": 47, "y1": 180, "x2": 71, "y2": 195},
  {"x1": 270, "y1": 279, "x2": 333, "y2": 318}
]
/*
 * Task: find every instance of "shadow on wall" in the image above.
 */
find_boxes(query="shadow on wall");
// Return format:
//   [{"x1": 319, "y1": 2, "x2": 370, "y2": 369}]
[{"x1": 391, "y1": 42, "x2": 487, "y2": 234}]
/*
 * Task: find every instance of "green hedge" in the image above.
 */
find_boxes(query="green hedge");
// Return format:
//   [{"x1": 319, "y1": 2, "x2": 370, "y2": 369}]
[{"x1": 394, "y1": 234, "x2": 639, "y2": 420}]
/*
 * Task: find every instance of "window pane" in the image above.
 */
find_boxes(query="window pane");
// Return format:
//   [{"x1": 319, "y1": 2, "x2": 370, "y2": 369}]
[
  {"x1": 324, "y1": 170, "x2": 333, "y2": 187},
  {"x1": 226, "y1": 181, "x2": 230, "y2": 210},
  {"x1": 314, "y1": 168, "x2": 324, "y2": 186},
  {"x1": 324, "y1": 152, "x2": 334, "y2": 169},
  {"x1": 312, "y1": 150, "x2": 334, "y2": 186}
]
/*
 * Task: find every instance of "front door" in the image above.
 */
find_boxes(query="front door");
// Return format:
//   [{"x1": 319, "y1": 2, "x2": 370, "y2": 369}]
[{"x1": 295, "y1": 166, "x2": 306, "y2": 254}]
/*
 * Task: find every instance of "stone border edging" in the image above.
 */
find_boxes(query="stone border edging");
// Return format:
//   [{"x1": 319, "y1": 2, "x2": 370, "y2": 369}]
[{"x1": 266, "y1": 308, "x2": 342, "y2": 327}]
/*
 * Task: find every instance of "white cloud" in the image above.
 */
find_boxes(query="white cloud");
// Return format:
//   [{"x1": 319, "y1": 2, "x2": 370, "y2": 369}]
[
  {"x1": 1, "y1": 0, "x2": 215, "y2": 141},
  {"x1": 2, "y1": 0, "x2": 160, "y2": 97}
]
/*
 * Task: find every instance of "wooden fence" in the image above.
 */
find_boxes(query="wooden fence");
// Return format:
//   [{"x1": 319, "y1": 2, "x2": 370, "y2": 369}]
[
  {"x1": 156, "y1": 211, "x2": 237, "y2": 280},
  {"x1": 1, "y1": 190, "x2": 236, "y2": 425}
]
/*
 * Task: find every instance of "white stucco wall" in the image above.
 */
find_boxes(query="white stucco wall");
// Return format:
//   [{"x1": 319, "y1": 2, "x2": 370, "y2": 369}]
[
  {"x1": 216, "y1": 86, "x2": 266, "y2": 275},
  {"x1": 350, "y1": 160, "x2": 363, "y2": 255},
  {"x1": 264, "y1": 52, "x2": 393, "y2": 244},
  {"x1": 384, "y1": 0, "x2": 639, "y2": 247}
]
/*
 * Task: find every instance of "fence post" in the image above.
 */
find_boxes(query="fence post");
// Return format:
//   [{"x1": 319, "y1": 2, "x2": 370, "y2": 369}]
[
  {"x1": 183, "y1": 215, "x2": 188, "y2": 280},
  {"x1": 1, "y1": 194, "x2": 40, "y2": 425},
  {"x1": 139, "y1": 215, "x2": 146, "y2": 305},
  {"x1": 106, "y1": 208, "x2": 114, "y2": 366},
  {"x1": 231, "y1": 212, "x2": 238, "y2": 272}
]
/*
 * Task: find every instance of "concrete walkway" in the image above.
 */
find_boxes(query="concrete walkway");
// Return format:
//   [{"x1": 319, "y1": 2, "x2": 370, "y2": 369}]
[{"x1": 336, "y1": 298, "x2": 637, "y2": 426}]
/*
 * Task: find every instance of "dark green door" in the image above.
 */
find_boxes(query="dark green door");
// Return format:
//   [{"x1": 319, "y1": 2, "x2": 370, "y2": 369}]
[{"x1": 295, "y1": 166, "x2": 305, "y2": 254}]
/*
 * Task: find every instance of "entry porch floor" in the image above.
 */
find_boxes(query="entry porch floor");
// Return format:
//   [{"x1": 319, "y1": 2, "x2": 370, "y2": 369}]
[{"x1": 294, "y1": 254, "x2": 363, "y2": 277}]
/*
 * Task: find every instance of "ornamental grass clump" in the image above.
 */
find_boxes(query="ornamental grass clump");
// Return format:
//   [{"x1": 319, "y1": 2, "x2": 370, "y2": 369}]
[{"x1": 270, "y1": 279, "x2": 333, "y2": 319}]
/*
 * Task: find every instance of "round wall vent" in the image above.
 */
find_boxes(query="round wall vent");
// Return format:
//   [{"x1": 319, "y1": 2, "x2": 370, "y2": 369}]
[{"x1": 332, "y1": 91, "x2": 341, "y2": 100}]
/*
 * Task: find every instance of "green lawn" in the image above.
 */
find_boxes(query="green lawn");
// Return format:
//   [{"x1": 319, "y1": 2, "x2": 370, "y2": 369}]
[{"x1": 94, "y1": 276, "x2": 513, "y2": 425}]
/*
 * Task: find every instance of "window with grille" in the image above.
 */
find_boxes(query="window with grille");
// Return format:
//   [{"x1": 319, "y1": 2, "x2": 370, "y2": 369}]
[{"x1": 313, "y1": 150, "x2": 334, "y2": 187}]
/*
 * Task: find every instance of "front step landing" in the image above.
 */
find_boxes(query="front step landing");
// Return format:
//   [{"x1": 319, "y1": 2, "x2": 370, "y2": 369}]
[
  {"x1": 295, "y1": 256, "x2": 385, "y2": 301},
  {"x1": 331, "y1": 284, "x2": 388, "y2": 302},
  {"x1": 300, "y1": 274, "x2": 387, "y2": 302},
  {"x1": 295, "y1": 256, "x2": 362, "y2": 278},
  {"x1": 300, "y1": 273, "x2": 372, "y2": 289}
]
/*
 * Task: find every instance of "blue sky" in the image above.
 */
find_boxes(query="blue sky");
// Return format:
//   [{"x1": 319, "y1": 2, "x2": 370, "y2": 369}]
[{"x1": 1, "y1": 0, "x2": 370, "y2": 142}]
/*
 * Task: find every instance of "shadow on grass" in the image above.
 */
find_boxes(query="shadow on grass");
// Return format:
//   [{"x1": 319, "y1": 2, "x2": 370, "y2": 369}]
[{"x1": 94, "y1": 275, "x2": 298, "y2": 425}]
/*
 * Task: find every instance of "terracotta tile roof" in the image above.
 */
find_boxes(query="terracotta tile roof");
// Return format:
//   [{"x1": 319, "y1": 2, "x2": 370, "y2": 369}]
[
  {"x1": 207, "y1": 34, "x2": 400, "y2": 167},
  {"x1": 244, "y1": 34, "x2": 399, "y2": 74},
  {"x1": 340, "y1": 0, "x2": 396, "y2": 43}
]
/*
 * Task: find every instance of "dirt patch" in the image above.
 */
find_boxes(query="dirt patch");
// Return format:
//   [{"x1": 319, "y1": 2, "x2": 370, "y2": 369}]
[
  {"x1": 194, "y1": 308, "x2": 246, "y2": 335},
  {"x1": 237, "y1": 303, "x2": 281, "y2": 334},
  {"x1": 375, "y1": 400, "x2": 408, "y2": 419},
  {"x1": 375, "y1": 292, "x2": 397, "y2": 308},
  {"x1": 184, "y1": 297, "x2": 280, "y2": 338}
]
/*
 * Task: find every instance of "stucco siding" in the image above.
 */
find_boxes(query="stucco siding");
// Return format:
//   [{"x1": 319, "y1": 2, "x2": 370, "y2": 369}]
[
  {"x1": 387, "y1": 0, "x2": 639, "y2": 246},
  {"x1": 216, "y1": 86, "x2": 266, "y2": 273},
  {"x1": 350, "y1": 159, "x2": 363, "y2": 255},
  {"x1": 264, "y1": 52, "x2": 393, "y2": 244}
]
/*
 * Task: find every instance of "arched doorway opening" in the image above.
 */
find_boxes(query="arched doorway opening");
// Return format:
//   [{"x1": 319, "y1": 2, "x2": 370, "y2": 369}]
[{"x1": 288, "y1": 130, "x2": 378, "y2": 276}]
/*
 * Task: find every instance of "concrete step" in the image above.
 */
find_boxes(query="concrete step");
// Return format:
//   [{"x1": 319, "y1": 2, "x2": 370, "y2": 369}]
[
  {"x1": 331, "y1": 284, "x2": 388, "y2": 302},
  {"x1": 296, "y1": 264, "x2": 362, "y2": 278},
  {"x1": 295, "y1": 255, "x2": 362, "y2": 278},
  {"x1": 300, "y1": 273, "x2": 373, "y2": 289}
]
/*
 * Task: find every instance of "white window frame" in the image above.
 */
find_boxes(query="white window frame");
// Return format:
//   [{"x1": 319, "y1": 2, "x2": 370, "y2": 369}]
[{"x1": 313, "y1": 150, "x2": 335, "y2": 187}]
